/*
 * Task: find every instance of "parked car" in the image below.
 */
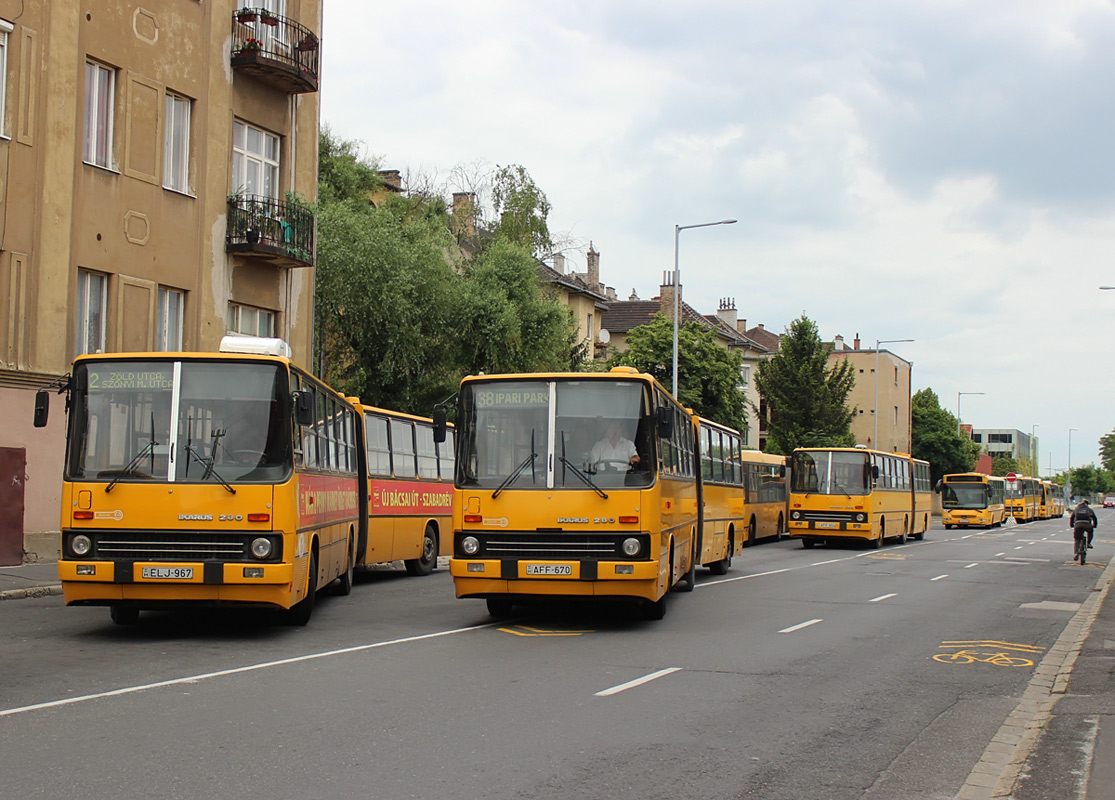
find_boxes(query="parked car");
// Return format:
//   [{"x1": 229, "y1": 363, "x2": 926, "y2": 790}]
[{"x1": 1104, "y1": 497, "x2": 1115, "y2": 508}]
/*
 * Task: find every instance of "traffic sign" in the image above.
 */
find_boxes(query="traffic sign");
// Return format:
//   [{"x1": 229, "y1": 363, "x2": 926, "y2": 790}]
[{"x1": 1006, "y1": 472, "x2": 1018, "y2": 481}]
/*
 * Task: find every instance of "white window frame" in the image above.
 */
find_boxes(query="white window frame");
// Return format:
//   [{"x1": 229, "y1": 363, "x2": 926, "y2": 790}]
[
  {"x1": 84, "y1": 60, "x2": 116, "y2": 169},
  {"x1": 157, "y1": 287, "x2": 184, "y2": 351},
  {"x1": 228, "y1": 303, "x2": 275, "y2": 337},
  {"x1": 75, "y1": 270, "x2": 108, "y2": 355},
  {"x1": 231, "y1": 120, "x2": 280, "y2": 200},
  {"x1": 163, "y1": 93, "x2": 191, "y2": 194},
  {"x1": 0, "y1": 21, "x2": 11, "y2": 139}
]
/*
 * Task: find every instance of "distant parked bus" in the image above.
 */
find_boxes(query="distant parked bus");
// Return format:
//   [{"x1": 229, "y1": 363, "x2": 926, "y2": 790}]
[
  {"x1": 694, "y1": 416, "x2": 746, "y2": 575},
  {"x1": 37, "y1": 337, "x2": 360, "y2": 625},
  {"x1": 787, "y1": 447, "x2": 928, "y2": 548},
  {"x1": 1005, "y1": 476, "x2": 1041, "y2": 523},
  {"x1": 739, "y1": 450, "x2": 788, "y2": 545},
  {"x1": 354, "y1": 403, "x2": 454, "y2": 575},
  {"x1": 939, "y1": 473, "x2": 1007, "y2": 529}
]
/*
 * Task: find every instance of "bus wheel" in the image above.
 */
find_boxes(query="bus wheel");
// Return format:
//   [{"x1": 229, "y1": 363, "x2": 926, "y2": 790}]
[
  {"x1": 405, "y1": 525, "x2": 439, "y2": 576},
  {"x1": 873, "y1": 520, "x2": 885, "y2": 549},
  {"x1": 747, "y1": 517, "x2": 757, "y2": 547},
  {"x1": 802, "y1": 538, "x2": 815, "y2": 549},
  {"x1": 899, "y1": 517, "x2": 908, "y2": 545},
  {"x1": 777, "y1": 514, "x2": 785, "y2": 541},
  {"x1": 709, "y1": 532, "x2": 732, "y2": 576},
  {"x1": 486, "y1": 597, "x2": 514, "y2": 618},
  {"x1": 642, "y1": 595, "x2": 667, "y2": 620},
  {"x1": 678, "y1": 536, "x2": 696, "y2": 592},
  {"x1": 286, "y1": 551, "x2": 317, "y2": 626},
  {"x1": 110, "y1": 605, "x2": 139, "y2": 625},
  {"x1": 335, "y1": 532, "x2": 355, "y2": 596}
]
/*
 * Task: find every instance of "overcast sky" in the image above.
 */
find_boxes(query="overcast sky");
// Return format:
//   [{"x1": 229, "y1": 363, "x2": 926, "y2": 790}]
[{"x1": 320, "y1": 0, "x2": 1115, "y2": 472}]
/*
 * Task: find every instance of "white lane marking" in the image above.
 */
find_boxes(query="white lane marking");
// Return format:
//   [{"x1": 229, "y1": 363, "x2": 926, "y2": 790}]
[
  {"x1": 595, "y1": 667, "x2": 683, "y2": 697},
  {"x1": 869, "y1": 593, "x2": 897, "y2": 602},
  {"x1": 698, "y1": 567, "x2": 790, "y2": 588},
  {"x1": 964, "y1": 563, "x2": 979, "y2": 569},
  {"x1": 931, "y1": 574, "x2": 949, "y2": 581},
  {"x1": 1015, "y1": 546, "x2": 1024, "y2": 550},
  {"x1": 0, "y1": 623, "x2": 498, "y2": 718},
  {"x1": 995, "y1": 552, "x2": 1007, "y2": 557},
  {"x1": 811, "y1": 559, "x2": 844, "y2": 566},
  {"x1": 779, "y1": 618, "x2": 823, "y2": 634}
]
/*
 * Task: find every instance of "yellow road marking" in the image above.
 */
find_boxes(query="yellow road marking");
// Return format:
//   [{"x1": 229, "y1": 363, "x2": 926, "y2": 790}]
[
  {"x1": 940, "y1": 640, "x2": 1043, "y2": 653},
  {"x1": 866, "y1": 552, "x2": 908, "y2": 560},
  {"x1": 498, "y1": 625, "x2": 593, "y2": 637}
]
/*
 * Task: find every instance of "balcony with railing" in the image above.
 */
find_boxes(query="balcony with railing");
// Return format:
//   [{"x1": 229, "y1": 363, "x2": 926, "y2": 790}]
[
  {"x1": 226, "y1": 194, "x2": 315, "y2": 268},
  {"x1": 230, "y1": 8, "x2": 319, "y2": 94}
]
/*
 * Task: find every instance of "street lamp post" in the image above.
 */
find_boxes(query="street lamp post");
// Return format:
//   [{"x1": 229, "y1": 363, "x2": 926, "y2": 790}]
[
  {"x1": 1068, "y1": 427, "x2": 1078, "y2": 499},
  {"x1": 671, "y1": 219, "x2": 737, "y2": 397},
  {"x1": 957, "y1": 391, "x2": 985, "y2": 437},
  {"x1": 874, "y1": 338, "x2": 915, "y2": 450},
  {"x1": 1030, "y1": 424, "x2": 1039, "y2": 477}
]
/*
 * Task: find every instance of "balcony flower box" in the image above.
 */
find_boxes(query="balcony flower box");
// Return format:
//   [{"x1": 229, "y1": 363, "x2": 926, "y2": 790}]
[
  {"x1": 239, "y1": 38, "x2": 262, "y2": 53},
  {"x1": 259, "y1": 11, "x2": 279, "y2": 26},
  {"x1": 236, "y1": 8, "x2": 257, "y2": 23},
  {"x1": 296, "y1": 35, "x2": 318, "y2": 52}
]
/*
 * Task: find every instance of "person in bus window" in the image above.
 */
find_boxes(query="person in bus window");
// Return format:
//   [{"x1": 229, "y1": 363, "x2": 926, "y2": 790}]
[{"x1": 590, "y1": 419, "x2": 640, "y2": 473}]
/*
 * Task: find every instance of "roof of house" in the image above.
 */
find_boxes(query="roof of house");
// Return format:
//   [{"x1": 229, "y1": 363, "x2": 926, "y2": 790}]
[
  {"x1": 538, "y1": 262, "x2": 609, "y2": 304},
  {"x1": 600, "y1": 299, "x2": 769, "y2": 352},
  {"x1": 744, "y1": 325, "x2": 781, "y2": 351}
]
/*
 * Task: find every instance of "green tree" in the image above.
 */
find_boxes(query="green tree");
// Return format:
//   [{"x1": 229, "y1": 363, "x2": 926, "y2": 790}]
[
  {"x1": 453, "y1": 238, "x2": 574, "y2": 375},
  {"x1": 991, "y1": 456, "x2": 1020, "y2": 477},
  {"x1": 910, "y1": 388, "x2": 976, "y2": 484},
  {"x1": 1068, "y1": 464, "x2": 1113, "y2": 499},
  {"x1": 1100, "y1": 429, "x2": 1115, "y2": 473},
  {"x1": 490, "y1": 164, "x2": 552, "y2": 256},
  {"x1": 317, "y1": 128, "x2": 383, "y2": 207},
  {"x1": 609, "y1": 314, "x2": 747, "y2": 432},
  {"x1": 753, "y1": 315, "x2": 856, "y2": 455}
]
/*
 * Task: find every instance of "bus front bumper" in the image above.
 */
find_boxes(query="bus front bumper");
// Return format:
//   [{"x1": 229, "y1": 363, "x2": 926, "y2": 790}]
[
  {"x1": 58, "y1": 560, "x2": 296, "y2": 609},
  {"x1": 450, "y1": 558, "x2": 661, "y2": 601}
]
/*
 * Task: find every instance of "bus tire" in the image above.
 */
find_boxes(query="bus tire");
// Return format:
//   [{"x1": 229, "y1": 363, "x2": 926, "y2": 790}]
[
  {"x1": 405, "y1": 525, "x2": 438, "y2": 576},
  {"x1": 777, "y1": 514, "x2": 785, "y2": 541},
  {"x1": 286, "y1": 550, "x2": 317, "y2": 626},
  {"x1": 747, "y1": 517, "x2": 757, "y2": 547},
  {"x1": 873, "y1": 520, "x2": 885, "y2": 549},
  {"x1": 678, "y1": 535, "x2": 696, "y2": 592},
  {"x1": 709, "y1": 530, "x2": 732, "y2": 575},
  {"x1": 486, "y1": 596, "x2": 514, "y2": 618},
  {"x1": 335, "y1": 531, "x2": 355, "y2": 596},
  {"x1": 642, "y1": 595, "x2": 667, "y2": 620},
  {"x1": 802, "y1": 538, "x2": 815, "y2": 549},
  {"x1": 899, "y1": 516, "x2": 908, "y2": 545},
  {"x1": 110, "y1": 605, "x2": 139, "y2": 625}
]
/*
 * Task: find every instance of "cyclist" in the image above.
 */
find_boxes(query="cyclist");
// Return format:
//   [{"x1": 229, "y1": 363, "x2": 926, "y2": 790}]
[{"x1": 1070, "y1": 498, "x2": 1098, "y2": 561}]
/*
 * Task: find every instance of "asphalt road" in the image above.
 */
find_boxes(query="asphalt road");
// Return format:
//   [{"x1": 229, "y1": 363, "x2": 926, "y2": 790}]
[{"x1": 1, "y1": 511, "x2": 1107, "y2": 800}]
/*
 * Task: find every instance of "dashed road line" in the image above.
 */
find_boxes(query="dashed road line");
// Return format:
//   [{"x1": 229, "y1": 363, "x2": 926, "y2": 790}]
[
  {"x1": 595, "y1": 667, "x2": 682, "y2": 697},
  {"x1": 779, "y1": 618, "x2": 822, "y2": 634},
  {"x1": 869, "y1": 593, "x2": 897, "y2": 602},
  {"x1": 931, "y1": 574, "x2": 949, "y2": 581}
]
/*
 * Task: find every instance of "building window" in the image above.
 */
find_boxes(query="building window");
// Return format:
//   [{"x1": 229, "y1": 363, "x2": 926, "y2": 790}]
[
  {"x1": 0, "y1": 23, "x2": 10, "y2": 138},
  {"x1": 83, "y1": 60, "x2": 115, "y2": 169},
  {"x1": 894, "y1": 406, "x2": 899, "y2": 426},
  {"x1": 740, "y1": 364, "x2": 750, "y2": 388},
  {"x1": 228, "y1": 303, "x2": 275, "y2": 337},
  {"x1": 157, "y1": 288, "x2": 184, "y2": 351},
  {"x1": 894, "y1": 366, "x2": 899, "y2": 385},
  {"x1": 164, "y1": 93, "x2": 191, "y2": 193},
  {"x1": 231, "y1": 120, "x2": 279, "y2": 199},
  {"x1": 75, "y1": 270, "x2": 108, "y2": 355}
]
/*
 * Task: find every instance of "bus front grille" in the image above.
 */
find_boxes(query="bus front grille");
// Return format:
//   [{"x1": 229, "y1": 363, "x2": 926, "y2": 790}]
[
  {"x1": 458, "y1": 532, "x2": 644, "y2": 560},
  {"x1": 798, "y1": 511, "x2": 857, "y2": 523},
  {"x1": 66, "y1": 530, "x2": 253, "y2": 561}
]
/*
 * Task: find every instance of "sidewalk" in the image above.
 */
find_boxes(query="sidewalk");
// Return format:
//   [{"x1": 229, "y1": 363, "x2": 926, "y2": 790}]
[{"x1": 0, "y1": 561, "x2": 62, "y2": 601}]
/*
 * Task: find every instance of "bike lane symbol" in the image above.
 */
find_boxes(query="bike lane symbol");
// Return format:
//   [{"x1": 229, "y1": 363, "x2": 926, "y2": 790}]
[{"x1": 933, "y1": 640, "x2": 1042, "y2": 667}]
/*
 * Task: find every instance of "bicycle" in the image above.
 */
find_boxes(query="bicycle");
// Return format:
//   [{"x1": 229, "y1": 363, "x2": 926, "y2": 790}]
[{"x1": 1074, "y1": 529, "x2": 1088, "y2": 565}]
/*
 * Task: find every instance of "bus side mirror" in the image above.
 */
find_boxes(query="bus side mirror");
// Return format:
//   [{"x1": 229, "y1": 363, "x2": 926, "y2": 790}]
[
  {"x1": 33, "y1": 390, "x2": 49, "y2": 428},
  {"x1": 779, "y1": 464, "x2": 786, "y2": 477},
  {"x1": 433, "y1": 408, "x2": 447, "y2": 444},
  {"x1": 934, "y1": 480, "x2": 942, "y2": 494},
  {"x1": 656, "y1": 406, "x2": 674, "y2": 439},
  {"x1": 871, "y1": 465, "x2": 880, "y2": 480},
  {"x1": 293, "y1": 391, "x2": 314, "y2": 427}
]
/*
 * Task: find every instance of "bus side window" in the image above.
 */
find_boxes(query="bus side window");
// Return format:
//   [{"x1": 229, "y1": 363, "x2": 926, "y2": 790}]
[
  {"x1": 366, "y1": 415, "x2": 391, "y2": 477},
  {"x1": 416, "y1": 423, "x2": 438, "y2": 479}
]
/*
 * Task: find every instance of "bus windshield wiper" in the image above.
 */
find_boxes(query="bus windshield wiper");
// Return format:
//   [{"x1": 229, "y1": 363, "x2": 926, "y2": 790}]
[
  {"x1": 492, "y1": 431, "x2": 537, "y2": 499},
  {"x1": 105, "y1": 439, "x2": 158, "y2": 493},
  {"x1": 198, "y1": 428, "x2": 236, "y2": 494},
  {"x1": 831, "y1": 478, "x2": 852, "y2": 499},
  {"x1": 559, "y1": 433, "x2": 607, "y2": 498}
]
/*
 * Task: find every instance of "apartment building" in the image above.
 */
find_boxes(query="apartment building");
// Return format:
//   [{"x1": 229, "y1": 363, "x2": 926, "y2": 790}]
[
  {"x1": 828, "y1": 334, "x2": 913, "y2": 454},
  {"x1": 0, "y1": 0, "x2": 322, "y2": 563}
]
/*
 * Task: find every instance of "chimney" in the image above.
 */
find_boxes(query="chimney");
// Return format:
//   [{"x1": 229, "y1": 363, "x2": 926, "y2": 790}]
[
  {"x1": 587, "y1": 243, "x2": 600, "y2": 291},
  {"x1": 552, "y1": 253, "x2": 566, "y2": 275},
  {"x1": 606, "y1": 286, "x2": 617, "y2": 301},
  {"x1": 740, "y1": 318, "x2": 748, "y2": 334},
  {"x1": 660, "y1": 271, "x2": 680, "y2": 322},
  {"x1": 629, "y1": 288, "x2": 640, "y2": 301},
  {"x1": 716, "y1": 297, "x2": 737, "y2": 329},
  {"x1": 451, "y1": 192, "x2": 476, "y2": 239},
  {"x1": 854, "y1": 333, "x2": 861, "y2": 350},
  {"x1": 833, "y1": 334, "x2": 844, "y2": 351},
  {"x1": 757, "y1": 323, "x2": 765, "y2": 332},
  {"x1": 379, "y1": 170, "x2": 403, "y2": 190}
]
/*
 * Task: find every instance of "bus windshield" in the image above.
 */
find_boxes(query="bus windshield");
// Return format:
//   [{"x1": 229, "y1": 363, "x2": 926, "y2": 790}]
[
  {"x1": 791, "y1": 450, "x2": 870, "y2": 495},
  {"x1": 942, "y1": 482, "x2": 988, "y2": 509},
  {"x1": 66, "y1": 359, "x2": 292, "y2": 484},
  {"x1": 457, "y1": 379, "x2": 654, "y2": 491}
]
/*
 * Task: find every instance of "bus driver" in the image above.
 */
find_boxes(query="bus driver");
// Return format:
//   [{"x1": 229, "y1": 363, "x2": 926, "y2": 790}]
[{"x1": 589, "y1": 419, "x2": 640, "y2": 473}]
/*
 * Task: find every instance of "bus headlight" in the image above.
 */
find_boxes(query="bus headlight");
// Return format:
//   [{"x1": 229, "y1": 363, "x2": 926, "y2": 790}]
[
  {"x1": 250, "y1": 537, "x2": 273, "y2": 559},
  {"x1": 461, "y1": 536, "x2": 480, "y2": 556},
  {"x1": 855, "y1": 513, "x2": 866, "y2": 523},
  {"x1": 71, "y1": 535, "x2": 92, "y2": 557},
  {"x1": 791, "y1": 511, "x2": 801, "y2": 520},
  {"x1": 622, "y1": 537, "x2": 642, "y2": 557}
]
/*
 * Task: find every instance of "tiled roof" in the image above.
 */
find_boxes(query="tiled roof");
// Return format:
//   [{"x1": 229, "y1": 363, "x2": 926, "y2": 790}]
[
  {"x1": 538, "y1": 263, "x2": 609, "y2": 303},
  {"x1": 600, "y1": 300, "x2": 769, "y2": 352},
  {"x1": 744, "y1": 325, "x2": 782, "y2": 351}
]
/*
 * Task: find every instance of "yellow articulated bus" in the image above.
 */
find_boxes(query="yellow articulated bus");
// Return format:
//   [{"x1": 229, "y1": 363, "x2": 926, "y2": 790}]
[
  {"x1": 938, "y1": 473, "x2": 1007, "y2": 529},
  {"x1": 1038, "y1": 480, "x2": 1065, "y2": 519},
  {"x1": 1050, "y1": 482, "x2": 1066, "y2": 517},
  {"x1": 35, "y1": 337, "x2": 360, "y2": 626},
  {"x1": 912, "y1": 458, "x2": 933, "y2": 538},
  {"x1": 1005, "y1": 476, "x2": 1041, "y2": 523},
  {"x1": 740, "y1": 450, "x2": 788, "y2": 545},
  {"x1": 787, "y1": 447, "x2": 929, "y2": 548},
  {"x1": 694, "y1": 416, "x2": 746, "y2": 575},
  {"x1": 439, "y1": 367, "x2": 702, "y2": 620},
  {"x1": 354, "y1": 403, "x2": 454, "y2": 575}
]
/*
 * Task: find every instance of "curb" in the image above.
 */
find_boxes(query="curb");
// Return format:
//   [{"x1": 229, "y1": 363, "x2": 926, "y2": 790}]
[
  {"x1": 0, "y1": 585, "x2": 64, "y2": 602},
  {"x1": 954, "y1": 556, "x2": 1115, "y2": 800}
]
